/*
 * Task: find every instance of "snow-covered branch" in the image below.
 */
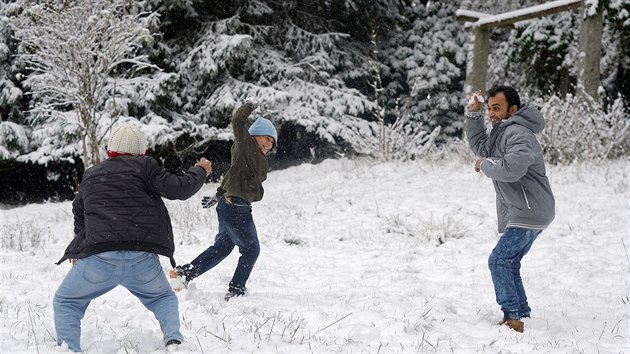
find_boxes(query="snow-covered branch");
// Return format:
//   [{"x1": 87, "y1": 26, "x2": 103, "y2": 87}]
[{"x1": 11, "y1": 0, "x2": 160, "y2": 166}]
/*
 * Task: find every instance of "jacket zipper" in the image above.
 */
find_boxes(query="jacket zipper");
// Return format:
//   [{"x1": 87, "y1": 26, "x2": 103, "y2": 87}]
[{"x1": 521, "y1": 184, "x2": 531, "y2": 210}]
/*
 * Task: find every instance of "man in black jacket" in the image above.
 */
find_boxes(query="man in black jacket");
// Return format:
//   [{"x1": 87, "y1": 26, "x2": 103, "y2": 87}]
[{"x1": 53, "y1": 123, "x2": 211, "y2": 352}]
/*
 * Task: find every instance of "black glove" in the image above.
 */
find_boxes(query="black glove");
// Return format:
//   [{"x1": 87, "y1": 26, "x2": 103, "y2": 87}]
[{"x1": 201, "y1": 195, "x2": 219, "y2": 208}]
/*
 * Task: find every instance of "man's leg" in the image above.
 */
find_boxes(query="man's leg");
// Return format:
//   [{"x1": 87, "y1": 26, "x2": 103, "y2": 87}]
[
  {"x1": 121, "y1": 251, "x2": 183, "y2": 346},
  {"x1": 511, "y1": 229, "x2": 540, "y2": 317},
  {"x1": 53, "y1": 255, "x2": 119, "y2": 352},
  {"x1": 488, "y1": 228, "x2": 534, "y2": 320}
]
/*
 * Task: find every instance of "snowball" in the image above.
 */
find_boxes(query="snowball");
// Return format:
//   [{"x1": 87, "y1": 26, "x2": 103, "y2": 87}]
[{"x1": 468, "y1": 93, "x2": 485, "y2": 105}]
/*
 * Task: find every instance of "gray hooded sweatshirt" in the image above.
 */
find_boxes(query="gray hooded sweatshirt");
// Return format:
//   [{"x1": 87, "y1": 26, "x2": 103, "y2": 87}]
[{"x1": 466, "y1": 105, "x2": 555, "y2": 233}]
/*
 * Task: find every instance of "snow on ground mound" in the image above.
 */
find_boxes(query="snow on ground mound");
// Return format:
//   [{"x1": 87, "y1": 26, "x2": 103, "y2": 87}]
[{"x1": 1, "y1": 157, "x2": 628, "y2": 353}]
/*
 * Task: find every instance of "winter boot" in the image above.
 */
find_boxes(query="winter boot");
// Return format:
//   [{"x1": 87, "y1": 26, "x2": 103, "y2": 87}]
[{"x1": 498, "y1": 318, "x2": 524, "y2": 333}]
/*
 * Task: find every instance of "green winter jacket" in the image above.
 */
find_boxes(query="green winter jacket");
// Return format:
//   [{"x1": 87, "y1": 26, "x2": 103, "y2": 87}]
[{"x1": 217, "y1": 102, "x2": 269, "y2": 202}]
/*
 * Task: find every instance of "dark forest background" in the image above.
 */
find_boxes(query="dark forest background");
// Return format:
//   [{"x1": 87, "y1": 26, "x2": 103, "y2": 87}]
[{"x1": 1, "y1": 0, "x2": 628, "y2": 205}]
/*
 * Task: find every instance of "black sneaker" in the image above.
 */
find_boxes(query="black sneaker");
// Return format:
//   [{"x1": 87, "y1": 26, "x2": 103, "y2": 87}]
[
  {"x1": 224, "y1": 290, "x2": 242, "y2": 302},
  {"x1": 224, "y1": 284, "x2": 246, "y2": 302},
  {"x1": 166, "y1": 339, "x2": 181, "y2": 346}
]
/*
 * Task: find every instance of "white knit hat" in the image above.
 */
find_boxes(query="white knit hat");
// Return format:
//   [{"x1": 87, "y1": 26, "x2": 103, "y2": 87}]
[{"x1": 107, "y1": 123, "x2": 146, "y2": 155}]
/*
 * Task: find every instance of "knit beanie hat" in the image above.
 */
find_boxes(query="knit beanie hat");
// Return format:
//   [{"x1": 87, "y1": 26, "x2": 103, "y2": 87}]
[
  {"x1": 248, "y1": 117, "x2": 278, "y2": 146},
  {"x1": 107, "y1": 123, "x2": 146, "y2": 156}
]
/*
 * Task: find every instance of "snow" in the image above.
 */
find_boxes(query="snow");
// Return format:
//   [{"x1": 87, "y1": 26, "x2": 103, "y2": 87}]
[
  {"x1": 1, "y1": 157, "x2": 629, "y2": 353},
  {"x1": 465, "y1": 0, "x2": 583, "y2": 28},
  {"x1": 455, "y1": 9, "x2": 490, "y2": 21},
  {"x1": 468, "y1": 93, "x2": 485, "y2": 105},
  {"x1": 585, "y1": 0, "x2": 600, "y2": 17}
]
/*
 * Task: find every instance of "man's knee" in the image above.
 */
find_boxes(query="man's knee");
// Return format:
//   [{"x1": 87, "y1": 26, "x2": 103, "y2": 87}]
[
  {"x1": 248, "y1": 242, "x2": 260, "y2": 258},
  {"x1": 488, "y1": 251, "x2": 511, "y2": 268}
]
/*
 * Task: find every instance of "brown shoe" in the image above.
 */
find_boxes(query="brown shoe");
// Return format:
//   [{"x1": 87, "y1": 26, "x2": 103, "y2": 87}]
[{"x1": 498, "y1": 318, "x2": 524, "y2": 332}]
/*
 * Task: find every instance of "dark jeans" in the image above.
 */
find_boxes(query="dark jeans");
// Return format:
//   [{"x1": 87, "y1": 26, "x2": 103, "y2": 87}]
[
  {"x1": 488, "y1": 227, "x2": 541, "y2": 320},
  {"x1": 184, "y1": 196, "x2": 260, "y2": 293}
]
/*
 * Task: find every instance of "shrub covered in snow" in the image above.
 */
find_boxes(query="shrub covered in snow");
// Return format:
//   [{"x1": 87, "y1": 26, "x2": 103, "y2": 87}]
[{"x1": 538, "y1": 94, "x2": 630, "y2": 164}]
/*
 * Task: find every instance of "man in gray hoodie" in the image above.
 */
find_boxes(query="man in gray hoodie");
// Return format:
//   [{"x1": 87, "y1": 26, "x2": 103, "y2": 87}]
[{"x1": 466, "y1": 85, "x2": 555, "y2": 333}]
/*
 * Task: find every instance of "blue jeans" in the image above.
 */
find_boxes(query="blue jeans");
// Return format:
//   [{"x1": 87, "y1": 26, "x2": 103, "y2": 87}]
[
  {"x1": 53, "y1": 251, "x2": 182, "y2": 352},
  {"x1": 488, "y1": 227, "x2": 541, "y2": 320},
  {"x1": 184, "y1": 196, "x2": 260, "y2": 293}
]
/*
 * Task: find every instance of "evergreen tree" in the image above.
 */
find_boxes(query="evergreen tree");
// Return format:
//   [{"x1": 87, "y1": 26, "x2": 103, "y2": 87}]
[
  {"x1": 383, "y1": 1, "x2": 468, "y2": 136},
  {"x1": 602, "y1": 0, "x2": 630, "y2": 106},
  {"x1": 143, "y1": 0, "x2": 381, "y2": 160},
  {"x1": 0, "y1": 3, "x2": 28, "y2": 159}
]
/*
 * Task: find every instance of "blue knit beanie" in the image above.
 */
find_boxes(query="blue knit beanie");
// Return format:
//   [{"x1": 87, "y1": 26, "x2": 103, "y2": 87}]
[{"x1": 248, "y1": 117, "x2": 278, "y2": 146}]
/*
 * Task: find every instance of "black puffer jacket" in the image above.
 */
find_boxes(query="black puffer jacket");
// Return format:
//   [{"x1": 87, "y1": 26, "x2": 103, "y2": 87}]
[{"x1": 56, "y1": 156, "x2": 206, "y2": 267}]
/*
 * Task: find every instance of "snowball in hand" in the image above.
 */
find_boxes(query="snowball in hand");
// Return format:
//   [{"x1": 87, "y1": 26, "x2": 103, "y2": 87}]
[{"x1": 468, "y1": 93, "x2": 485, "y2": 105}]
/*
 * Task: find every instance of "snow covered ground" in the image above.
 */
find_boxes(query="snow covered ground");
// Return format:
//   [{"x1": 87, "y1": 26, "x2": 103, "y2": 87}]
[{"x1": 1, "y1": 156, "x2": 628, "y2": 353}]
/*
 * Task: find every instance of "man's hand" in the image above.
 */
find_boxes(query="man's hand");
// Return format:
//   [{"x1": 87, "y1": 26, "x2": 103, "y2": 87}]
[
  {"x1": 195, "y1": 157, "x2": 212, "y2": 176},
  {"x1": 468, "y1": 91, "x2": 484, "y2": 112},
  {"x1": 245, "y1": 96, "x2": 259, "y2": 110},
  {"x1": 474, "y1": 158, "x2": 484, "y2": 172}
]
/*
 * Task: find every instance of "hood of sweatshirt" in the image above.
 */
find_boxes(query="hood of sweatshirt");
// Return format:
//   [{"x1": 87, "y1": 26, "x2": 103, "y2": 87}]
[{"x1": 502, "y1": 104, "x2": 545, "y2": 134}]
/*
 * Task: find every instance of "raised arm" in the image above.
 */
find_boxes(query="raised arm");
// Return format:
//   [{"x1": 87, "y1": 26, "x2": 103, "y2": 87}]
[
  {"x1": 466, "y1": 109, "x2": 490, "y2": 157},
  {"x1": 232, "y1": 99, "x2": 258, "y2": 144}
]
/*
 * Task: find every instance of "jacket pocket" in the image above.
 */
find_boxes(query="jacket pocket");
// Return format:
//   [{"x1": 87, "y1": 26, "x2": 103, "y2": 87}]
[
  {"x1": 520, "y1": 184, "x2": 532, "y2": 210},
  {"x1": 496, "y1": 182, "x2": 526, "y2": 211}
]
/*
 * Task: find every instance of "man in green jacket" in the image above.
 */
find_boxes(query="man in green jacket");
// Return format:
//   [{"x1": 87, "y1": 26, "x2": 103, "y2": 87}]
[{"x1": 170, "y1": 97, "x2": 277, "y2": 301}]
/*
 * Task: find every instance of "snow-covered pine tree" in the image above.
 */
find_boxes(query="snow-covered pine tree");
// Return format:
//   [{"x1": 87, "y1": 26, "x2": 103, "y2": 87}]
[
  {"x1": 0, "y1": 4, "x2": 28, "y2": 160},
  {"x1": 364, "y1": 1, "x2": 444, "y2": 161},
  {"x1": 10, "y1": 0, "x2": 161, "y2": 167},
  {"x1": 386, "y1": 0, "x2": 468, "y2": 137},
  {"x1": 601, "y1": 0, "x2": 630, "y2": 107},
  {"x1": 142, "y1": 0, "x2": 380, "y2": 161},
  {"x1": 498, "y1": 6, "x2": 579, "y2": 99}
]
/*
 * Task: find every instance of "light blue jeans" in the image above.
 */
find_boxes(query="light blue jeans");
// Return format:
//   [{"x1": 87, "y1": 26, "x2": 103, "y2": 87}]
[
  {"x1": 488, "y1": 228, "x2": 541, "y2": 320},
  {"x1": 53, "y1": 251, "x2": 182, "y2": 352}
]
